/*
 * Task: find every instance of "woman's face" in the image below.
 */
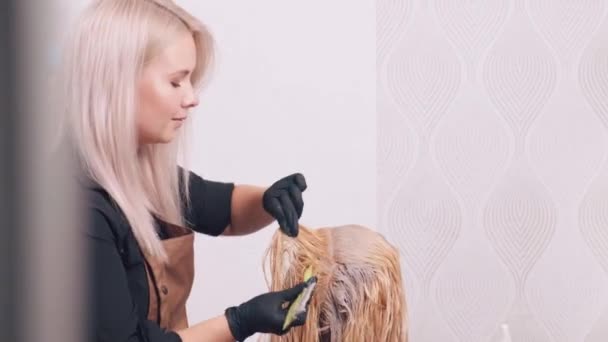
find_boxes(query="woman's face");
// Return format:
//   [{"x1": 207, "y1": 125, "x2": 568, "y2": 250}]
[{"x1": 136, "y1": 32, "x2": 199, "y2": 145}]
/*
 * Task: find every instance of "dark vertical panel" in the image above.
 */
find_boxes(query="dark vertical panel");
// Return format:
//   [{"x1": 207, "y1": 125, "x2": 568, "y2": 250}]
[{"x1": 0, "y1": 0, "x2": 19, "y2": 340}]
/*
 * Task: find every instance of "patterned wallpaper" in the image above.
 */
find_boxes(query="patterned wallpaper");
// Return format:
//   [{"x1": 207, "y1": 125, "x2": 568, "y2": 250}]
[{"x1": 377, "y1": 0, "x2": 608, "y2": 341}]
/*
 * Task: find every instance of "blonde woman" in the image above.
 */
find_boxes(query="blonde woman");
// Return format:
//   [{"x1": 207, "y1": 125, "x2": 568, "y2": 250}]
[{"x1": 60, "y1": 1, "x2": 314, "y2": 341}]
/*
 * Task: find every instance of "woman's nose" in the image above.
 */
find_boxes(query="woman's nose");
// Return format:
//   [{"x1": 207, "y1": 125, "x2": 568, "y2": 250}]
[
  {"x1": 183, "y1": 97, "x2": 199, "y2": 109},
  {"x1": 182, "y1": 87, "x2": 198, "y2": 109},
  {"x1": 182, "y1": 92, "x2": 199, "y2": 109}
]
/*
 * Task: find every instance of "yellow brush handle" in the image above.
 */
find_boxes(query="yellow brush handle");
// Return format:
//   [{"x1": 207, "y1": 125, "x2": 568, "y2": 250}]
[
  {"x1": 283, "y1": 266, "x2": 314, "y2": 330},
  {"x1": 303, "y1": 266, "x2": 313, "y2": 281}
]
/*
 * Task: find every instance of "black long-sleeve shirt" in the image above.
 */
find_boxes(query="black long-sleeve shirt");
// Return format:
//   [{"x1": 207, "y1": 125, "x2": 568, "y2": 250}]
[{"x1": 83, "y1": 171, "x2": 234, "y2": 342}]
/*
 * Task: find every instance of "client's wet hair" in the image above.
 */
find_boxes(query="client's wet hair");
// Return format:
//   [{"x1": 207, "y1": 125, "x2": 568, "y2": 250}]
[{"x1": 264, "y1": 225, "x2": 408, "y2": 341}]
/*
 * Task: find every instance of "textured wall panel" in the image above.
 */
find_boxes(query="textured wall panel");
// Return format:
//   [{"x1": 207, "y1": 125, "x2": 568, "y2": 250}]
[{"x1": 378, "y1": 0, "x2": 608, "y2": 340}]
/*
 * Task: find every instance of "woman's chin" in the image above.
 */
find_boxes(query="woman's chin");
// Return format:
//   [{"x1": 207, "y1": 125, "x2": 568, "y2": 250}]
[
  {"x1": 139, "y1": 127, "x2": 180, "y2": 145},
  {"x1": 143, "y1": 134, "x2": 175, "y2": 145}
]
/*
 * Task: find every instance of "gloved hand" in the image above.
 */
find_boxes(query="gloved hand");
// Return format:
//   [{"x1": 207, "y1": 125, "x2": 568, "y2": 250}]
[
  {"x1": 224, "y1": 278, "x2": 316, "y2": 341},
  {"x1": 262, "y1": 173, "x2": 307, "y2": 237}
]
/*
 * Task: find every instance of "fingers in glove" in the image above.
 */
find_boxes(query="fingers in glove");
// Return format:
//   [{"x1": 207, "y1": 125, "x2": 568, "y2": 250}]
[
  {"x1": 293, "y1": 173, "x2": 307, "y2": 191},
  {"x1": 291, "y1": 312, "x2": 308, "y2": 327},
  {"x1": 280, "y1": 281, "x2": 309, "y2": 301},
  {"x1": 288, "y1": 183, "x2": 304, "y2": 218},
  {"x1": 279, "y1": 192, "x2": 298, "y2": 237},
  {"x1": 274, "y1": 175, "x2": 292, "y2": 189},
  {"x1": 267, "y1": 197, "x2": 288, "y2": 233}
]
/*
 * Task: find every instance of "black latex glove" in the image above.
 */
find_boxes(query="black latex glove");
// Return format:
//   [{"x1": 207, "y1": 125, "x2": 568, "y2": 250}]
[
  {"x1": 262, "y1": 173, "x2": 307, "y2": 237},
  {"x1": 224, "y1": 278, "x2": 316, "y2": 341}
]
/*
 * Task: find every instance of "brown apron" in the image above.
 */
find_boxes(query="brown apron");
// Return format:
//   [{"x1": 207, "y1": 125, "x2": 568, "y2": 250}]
[{"x1": 142, "y1": 222, "x2": 195, "y2": 331}]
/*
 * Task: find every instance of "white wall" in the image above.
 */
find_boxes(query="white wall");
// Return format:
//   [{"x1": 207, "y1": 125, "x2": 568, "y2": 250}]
[{"x1": 176, "y1": 1, "x2": 376, "y2": 339}]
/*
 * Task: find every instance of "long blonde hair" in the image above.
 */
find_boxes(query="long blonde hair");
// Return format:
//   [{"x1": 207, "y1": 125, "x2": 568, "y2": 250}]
[{"x1": 59, "y1": 0, "x2": 214, "y2": 261}]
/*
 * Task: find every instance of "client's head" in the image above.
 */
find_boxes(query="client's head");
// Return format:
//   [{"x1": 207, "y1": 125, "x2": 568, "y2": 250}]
[{"x1": 264, "y1": 224, "x2": 408, "y2": 342}]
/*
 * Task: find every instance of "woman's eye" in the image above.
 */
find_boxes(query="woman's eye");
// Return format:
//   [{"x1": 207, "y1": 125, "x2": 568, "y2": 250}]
[{"x1": 171, "y1": 81, "x2": 181, "y2": 88}]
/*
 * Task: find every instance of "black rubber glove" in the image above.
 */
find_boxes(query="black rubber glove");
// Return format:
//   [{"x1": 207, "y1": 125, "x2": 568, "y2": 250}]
[
  {"x1": 262, "y1": 173, "x2": 307, "y2": 237},
  {"x1": 224, "y1": 278, "x2": 316, "y2": 341}
]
